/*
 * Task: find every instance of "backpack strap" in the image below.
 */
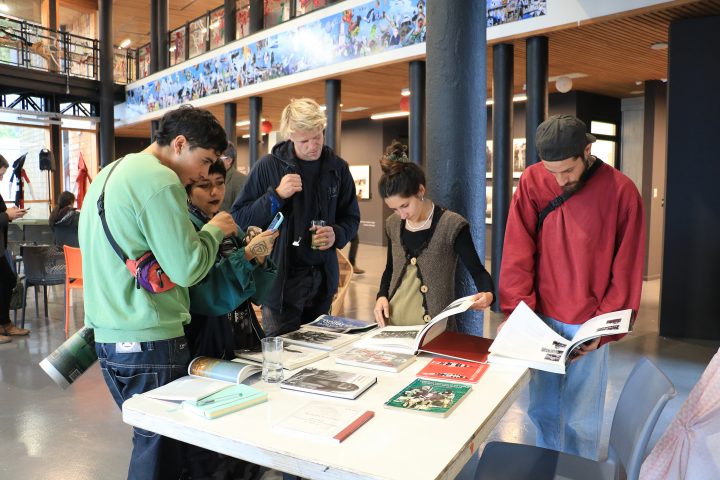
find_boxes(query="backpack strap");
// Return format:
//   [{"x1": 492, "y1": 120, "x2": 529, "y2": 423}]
[
  {"x1": 537, "y1": 158, "x2": 602, "y2": 233},
  {"x1": 96, "y1": 159, "x2": 128, "y2": 263}
]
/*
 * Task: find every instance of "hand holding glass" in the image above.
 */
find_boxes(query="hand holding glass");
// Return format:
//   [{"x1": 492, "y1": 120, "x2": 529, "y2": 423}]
[
  {"x1": 310, "y1": 220, "x2": 326, "y2": 250},
  {"x1": 261, "y1": 337, "x2": 284, "y2": 383}
]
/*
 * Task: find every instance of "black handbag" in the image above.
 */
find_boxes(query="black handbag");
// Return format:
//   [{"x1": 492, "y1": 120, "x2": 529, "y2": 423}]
[
  {"x1": 9, "y1": 276, "x2": 24, "y2": 310},
  {"x1": 231, "y1": 301, "x2": 265, "y2": 353}
]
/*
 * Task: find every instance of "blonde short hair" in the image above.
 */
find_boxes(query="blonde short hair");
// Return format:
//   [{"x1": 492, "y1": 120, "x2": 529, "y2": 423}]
[{"x1": 280, "y1": 98, "x2": 327, "y2": 139}]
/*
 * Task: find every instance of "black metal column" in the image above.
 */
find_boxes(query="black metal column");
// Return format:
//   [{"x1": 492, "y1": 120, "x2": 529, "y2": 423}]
[
  {"x1": 408, "y1": 60, "x2": 425, "y2": 165},
  {"x1": 525, "y1": 36, "x2": 548, "y2": 166},
  {"x1": 325, "y1": 79, "x2": 341, "y2": 153},
  {"x1": 46, "y1": 95, "x2": 62, "y2": 203},
  {"x1": 491, "y1": 43, "x2": 514, "y2": 313},
  {"x1": 224, "y1": 0, "x2": 236, "y2": 42},
  {"x1": 225, "y1": 103, "x2": 237, "y2": 146},
  {"x1": 426, "y1": 0, "x2": 487, "y2": 335},
  {"x1": 150, "y1": 0, "x2": 159, "y2": 74},
  {"x1": 249, "y1": 96, "x2": 262, "y2": 169},
  {"x1": 48, "y1": 0, "x2": 57, "y2": 29},
  {"x1": 99, "y1": 0, "x2": 115, "y2": 167},
  {"x1": 157, "y1": 0, "x2": 168, "y2": 71},
  {"x1": 249, "y1": 0, "x2": 264, "y2": 34}
]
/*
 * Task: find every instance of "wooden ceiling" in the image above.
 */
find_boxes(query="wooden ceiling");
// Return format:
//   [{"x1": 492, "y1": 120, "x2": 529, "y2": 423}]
[{"x1": 114, "y1": 0, "x2": 720, "y2": 138}]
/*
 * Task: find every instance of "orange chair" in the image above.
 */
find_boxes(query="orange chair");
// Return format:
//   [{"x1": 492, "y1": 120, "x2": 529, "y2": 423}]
[{"x1": 63, "y1": 246, "x2": 83, "y2": 336}]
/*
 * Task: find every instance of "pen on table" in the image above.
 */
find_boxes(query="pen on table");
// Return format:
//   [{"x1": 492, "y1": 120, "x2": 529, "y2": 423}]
[{"x1": 197, "y1": 393, "x2": 244, "y2": 406}]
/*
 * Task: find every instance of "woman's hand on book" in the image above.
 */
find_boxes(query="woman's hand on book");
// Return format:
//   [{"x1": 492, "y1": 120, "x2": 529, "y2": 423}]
[
  {"x1": 374, "y1": 297, "x2": 390, "y2": 327},
  {"x1": 469, "y1": 292, "x2": 494, "y2": 310}
]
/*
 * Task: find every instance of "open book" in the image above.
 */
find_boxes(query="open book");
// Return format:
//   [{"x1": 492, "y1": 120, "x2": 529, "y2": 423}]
[
  {"x1": 352, "y1": 295, "x2": 493, "y2": 363},
  {"x1": 144, "y1": 357, "x2": 261, "y2": 402},
  {"x1": 488, "y1": 301, "x2": 632, "y2": 374},
  {"x1": 280, "y1": 327, "x2": 357, "y2": 351}
]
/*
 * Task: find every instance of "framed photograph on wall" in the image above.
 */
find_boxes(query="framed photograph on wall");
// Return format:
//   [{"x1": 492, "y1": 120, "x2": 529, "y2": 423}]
[
  {"x1": 485, "y1": 186, "x2": 492, "y2": 224},
  {"x1": 513, "y1": 138, "x2": 526, "y2": 178},
  {"x1": 349, "y1": 165, "x2": 371, "y2": 200}
]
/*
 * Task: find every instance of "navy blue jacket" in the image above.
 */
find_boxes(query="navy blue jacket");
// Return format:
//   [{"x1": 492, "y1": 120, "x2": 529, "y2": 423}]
[{"x1": 231, "y1": 140, "x2": 360, "y2": 311}]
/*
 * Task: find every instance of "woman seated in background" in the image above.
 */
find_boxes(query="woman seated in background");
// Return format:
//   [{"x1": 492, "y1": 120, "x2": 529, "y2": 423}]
[
  {"x1": 184, "y1": 159, "x2": 278, "y2": 480},
  {"x1": 49, "y1": 191, "x2": 79, "y2": 248},
  {"x1": 374, "y1": 141, "x2": 495, "y2": 327}
]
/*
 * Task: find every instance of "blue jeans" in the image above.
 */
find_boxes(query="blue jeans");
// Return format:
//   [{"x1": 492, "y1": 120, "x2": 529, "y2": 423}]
[
  {"x1": 96, "y1": 337, "x2": 190, "y2": 480},
  {"x1": 528, "y1": 316, "x2": 609, "y2": 460}
]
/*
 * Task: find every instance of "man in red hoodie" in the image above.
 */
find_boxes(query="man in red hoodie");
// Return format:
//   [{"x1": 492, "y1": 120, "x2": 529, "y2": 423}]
[{"x1": 499, "y1": 114, "x2": 645, "y2": 460}]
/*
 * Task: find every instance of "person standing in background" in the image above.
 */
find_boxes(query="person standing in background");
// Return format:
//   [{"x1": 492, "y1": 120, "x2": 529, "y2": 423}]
[{"x1": 220, "y1": 142, "x2": 247, "y2": 212}]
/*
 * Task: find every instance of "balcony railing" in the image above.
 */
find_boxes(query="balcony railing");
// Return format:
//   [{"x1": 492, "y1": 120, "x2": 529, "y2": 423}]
[{"x1": 0, "y1": 14, "x2": 136, "y2": 85}]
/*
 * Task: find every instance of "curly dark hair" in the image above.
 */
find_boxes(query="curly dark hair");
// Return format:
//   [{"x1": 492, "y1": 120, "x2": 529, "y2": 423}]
[
  {"x1": 378, "y1": 140, "x2": 425, "y2": 198},
  {"x1": 154, "y1": 105, "x2": 228, "y2": 154}
]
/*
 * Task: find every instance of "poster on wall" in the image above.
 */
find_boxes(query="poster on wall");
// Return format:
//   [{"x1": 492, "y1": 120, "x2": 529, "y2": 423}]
[
  {"x1": 349, "y1": 165, "x2": 371, "y2": 200},
  {"x1": 486, "y1": 140, "x2": 493, "y2": 178},
  {"x1": 513, "y1": 138, "x2": 526, "y2": 178},
  {"x1": 487, "y1": 0, "x2": 547, "y2": 27}
]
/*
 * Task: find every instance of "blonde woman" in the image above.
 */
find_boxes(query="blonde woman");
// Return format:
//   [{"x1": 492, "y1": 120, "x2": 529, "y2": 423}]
[{"x1": 232, "y1": 98, "x2": 360, "y2": 336}]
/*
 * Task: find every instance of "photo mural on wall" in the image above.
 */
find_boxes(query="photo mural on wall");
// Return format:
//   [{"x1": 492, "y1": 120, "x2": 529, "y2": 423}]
[{"x1": 125, "y1": 0, "x2": 427, "y2": 118}]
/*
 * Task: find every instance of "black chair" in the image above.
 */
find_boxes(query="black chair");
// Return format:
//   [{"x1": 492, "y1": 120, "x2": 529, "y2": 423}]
[
  {"x1": 7, "y1": 223, "x2": 23, "y2": 271},
  {"x1": 53, "y1": 223, "x2": 80, "y2": 248},
  {"x1": 23, "y1": 224, "x2": 55, "y2": 246},
  {"x1": 21, "y1": 245, "x2": 66, "y2": 328}
]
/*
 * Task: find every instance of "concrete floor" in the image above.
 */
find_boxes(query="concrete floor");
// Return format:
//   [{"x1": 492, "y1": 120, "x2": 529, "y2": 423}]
[{"x1": 0, "y1": 243, "x2": 717, "y2": 479}]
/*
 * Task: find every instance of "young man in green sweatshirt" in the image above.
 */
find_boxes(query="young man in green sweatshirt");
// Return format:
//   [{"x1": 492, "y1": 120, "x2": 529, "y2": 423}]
[{"x1": 78, "y1": 105, "x2": 238, "y2": 480}]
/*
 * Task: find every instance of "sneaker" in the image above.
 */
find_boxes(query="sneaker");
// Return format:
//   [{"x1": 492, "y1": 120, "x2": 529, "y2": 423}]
[
  {"x1": 353, "y1": 266, "x2": 366, "y2": 274},
  {"x1": 0, "y1": 324, "x2": 30, "y2": 336},
  {"x1": 0, "y1": 335, "x2": 10, "y2": 344}
]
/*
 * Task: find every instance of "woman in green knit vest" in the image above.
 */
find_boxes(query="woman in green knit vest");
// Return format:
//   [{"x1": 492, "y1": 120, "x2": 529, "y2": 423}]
[{"x1": 374, "y1": 141, "x2": 494, "y2": 326}]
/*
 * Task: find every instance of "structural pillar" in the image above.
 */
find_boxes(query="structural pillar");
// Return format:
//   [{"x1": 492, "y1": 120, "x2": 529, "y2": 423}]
[
  {"x1": 249, "y1": 96, "x2": 263, "y2": 169},
  {"x1": 325, "y1": 79, "x2": 341, "y2": 152},
  {"x1": 224, "y1": 0, "x2": 236, "y2": 42},
  {"x1": 157, "y1": 0, "x2": 168, "y2": 71},
  {"x1": 46, "y1": 95, "x2": 62, "y2": 203},
  {"x1": 150, "y1": 0, "x2": 159, "y2": 74},
  {"x1": 99, "y1": 0, "x2": 115, "y2": 167},
  {"x1": 249, "y1": 0, "x2": 264, "y2": 34},
  {"x1": 225, "y1": 104, "x2": 238, "y2": 146},
  {"x1": 408, "y1": 60, "x2": 425, "y2": 165},
  {"x1": 490, "y1": 43, "x2": 514, "y2": 313},
  {"x1": 525, "y1": 36, "x2": 548, "y2": 166},
  {"x1": 426, "y1": 0, "x2": 487, "y2": 335}
]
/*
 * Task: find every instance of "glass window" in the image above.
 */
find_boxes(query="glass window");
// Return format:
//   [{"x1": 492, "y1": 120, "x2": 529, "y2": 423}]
[
  {"x1": 209, "y1": 9, "x2": 225, "y2": 50},
  {"x1": 296, "y1": 0, "x2": 328, "y2": 16},
  {"x1": 61, "y1": 129, "x2": 98, "y2": 205},
  {"x1": 591, "y1": 139, "x2": 616, "y2": 168},
  {"x1": 0, "y1": 123, "x2": 52, "y2": 217},
  {"x1": 264, "y1": 0, "x2": 290, "y2": 29},
  {"x1": 138, "y1": 44, "x2": 151, "y2": 78},
  {"x1": 590, "y1": 121, "x2": 617, "y2": 137}
]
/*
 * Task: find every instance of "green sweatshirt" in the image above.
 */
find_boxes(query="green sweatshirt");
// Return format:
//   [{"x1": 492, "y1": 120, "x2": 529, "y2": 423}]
[{"x1": 78, "y1": 152, "x2": 223, "y2": 343}]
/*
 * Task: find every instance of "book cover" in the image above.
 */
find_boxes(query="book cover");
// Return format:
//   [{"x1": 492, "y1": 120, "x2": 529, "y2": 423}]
[
  {"x1": 280, "y1": 328, "x2": 356, "y2": 351},
  {"x1": 181, "y1": 384, "x2": 268, "y2": 419},
  {"x1": 418, "y1": 331, "x2": 493, "y2": 364},
  {"x1": 488, "y1": 301, "x2": 633, "y2": 374},
  {"x1": 416, "y1": 358, "x2": 489, "y2": 384},
  {"x1": 334, "y1": 348, "x2": 416, "y2": 373},
  {"x1": 187, "y1": 356, "x2": 262, "y2": 384},
  {"x1": 384, "y1": 378, "x2": 472, "y2": 417},
  {"x1": 273, "y1": 401, "x2": 374, "y2": 443},
  {"x1": 235, "y1": 344, "x2": 329, "y2": 370},
  {"x1": 306, "y1": 315, "x2": 378, "y2": 334},
  {"x1": 280, "y1": 367, "x2": 377, "y2": 400}
]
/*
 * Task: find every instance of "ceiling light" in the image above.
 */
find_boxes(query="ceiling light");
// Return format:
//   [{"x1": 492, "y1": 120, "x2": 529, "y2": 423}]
[
  {"x1": 342, "y1": 106, "x2": 369, "y2": 113},
  {"x1": 548, "y1": 72, "x2": 588, "y2": 82},
  {"x1": 236, "y1": 118, "x2": 265, "y2": 127},
  {"x1": 400, "y1": 88, "x2": 411, "y2": 97},
  {"x1": 370, "y1": 111, "x2": 409, "y2": 120},
  {"x1": 119, "y1": 38, "x2": 131, "y2": 49},
  {"x1": 319, "y1": 104, "x2": 343, "y2": 111},
  {"x1": 241, "y1": 134, "x2": 250, "y2": 139},
  {"x1": 555, "y1": 76, "x2": 573, "y2": 93},
  {"x1": 650, "y1": 42, "x2": 668, "y2": 50},
  {"x1": 630, "y1": 90, "x2": 644, "y2": 95},
  {"x1": 0, "y1": 2, "x2": 9, "y2": 13}
]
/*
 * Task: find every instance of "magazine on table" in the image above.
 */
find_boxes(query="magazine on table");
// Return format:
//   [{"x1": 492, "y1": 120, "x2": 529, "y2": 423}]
[
  {"x1": 306, "y1": 314, "x2": 378, "y2": 334},
  {"x1": 280, "y1": 367, "x2": 377, "y2": 400},
  {"x1": 416, "y1": 358, "x2": 489, "y2": 384},
  {"x1": 273, "y1": 401, "x2": 375, "y2": 443},
  {"x1": 352, "y1": 295, "x2": 494, "y2": 363},
  {"x1": 143, "y1": 356, "x2": 261, "y2": 402},
  {"x1": 280, "y1": 327, "x2": 356, "y2": 351},
  {"x1": 334, "y1": 348, "x2": 416, "y2": 373},
  {"x1": 235, "y1": 344, "x2": 329, "y2": 371},
  {"x1": 384, "y1": 378, "x2": 472, "y2": 418},
  {"x1": 488, "y1": 301, "x2": 632, "y2": 374}
]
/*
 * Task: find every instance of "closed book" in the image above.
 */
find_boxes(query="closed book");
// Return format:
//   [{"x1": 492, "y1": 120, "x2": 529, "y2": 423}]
[
  {"x1": 280, "y1": 327, "x2": 356, "y2": 351},
  {"x1": 334, "y1": 348, "x2": 416, "y2": 373},
  {"x1": 306, "y1": 315, "x2": 378, "y2": 334},
  {"x1": 384, "y1": 378, "x2": 471, "y2": 418},
  {"x1": 181, "y1": 384, "x2": 268, "y2": 419},
  {"x1": 274, "y1": 401, "x2": 374, "y2": 443},
  {"x1": 280, "y1": 367, "x2": 377, "y2": 400},
  {"x1": 416, "y1": 358, "x2": 489, "y2": 384}
]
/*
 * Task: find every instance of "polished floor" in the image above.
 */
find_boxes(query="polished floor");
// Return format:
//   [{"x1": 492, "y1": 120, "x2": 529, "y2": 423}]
[{"x1": 0, "y1": 243, "x2": 717, "y2": 479}]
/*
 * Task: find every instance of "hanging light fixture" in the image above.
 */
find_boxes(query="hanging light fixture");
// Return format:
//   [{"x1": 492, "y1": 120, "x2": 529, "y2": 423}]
[{"x1": 0, "y1": 1, "x2": 10, "y2": 13}]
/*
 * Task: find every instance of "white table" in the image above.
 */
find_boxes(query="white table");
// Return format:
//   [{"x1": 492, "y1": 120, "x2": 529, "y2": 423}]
[{"x1": 123, "y1": 354, "x2": 529, "y2": 480}]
